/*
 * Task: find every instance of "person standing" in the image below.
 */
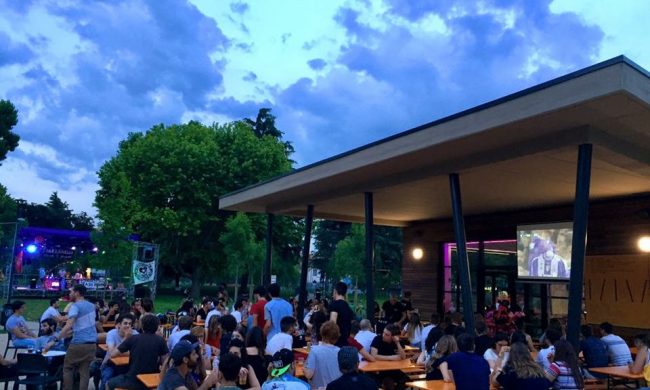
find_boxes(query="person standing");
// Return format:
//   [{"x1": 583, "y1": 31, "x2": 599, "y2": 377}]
[
  {"x1": 381, "y1": 294, "x2": 405, "y2": 327},
  {"x1": 249, "y1": 286, "x2": 267, "y2": 330},
  {"x1": 58, "y1": 285, "x2": 98, "y2": 390},
  {"x1": 329, "y1": 281, "x2": 354, "y2": 347},
  {"x1": 264, "y1": 283, "x2": 293, "y2": 340}
]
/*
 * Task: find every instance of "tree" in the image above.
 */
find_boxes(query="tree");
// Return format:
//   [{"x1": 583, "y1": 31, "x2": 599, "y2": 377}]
[
  {"x1": 220, "y1": 212, "x2": 263, "y2": 298},
  {"x1": 95, "y1": 120, "x2": 296, "y2": 298},
  {"x1": 243, "y1": 108, "x2": 295, "y2": 162},
  {"x1": 312, "y1": 220, "x2": 351, "y2": 281},
  {"x1": 332, "y1": 224, "x2": 365, "y2": 283},
  {"x1": 0, "y1": 100, "x2": 20, "y2": 164},
  {"x1": 0, "y1": 184, "x2": 18, "y2": 262},
  {"x1": 16, "y1": 192, "x2": 93, "y2": 231}
]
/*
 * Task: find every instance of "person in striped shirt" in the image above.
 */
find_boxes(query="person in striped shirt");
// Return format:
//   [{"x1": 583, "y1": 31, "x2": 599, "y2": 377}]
[
  {"x1": 545, "y1": 340, "x2": 584, "y2": 390},
  {"x1": 599, "y1": 322, "x2": 633, "y2": 366}
]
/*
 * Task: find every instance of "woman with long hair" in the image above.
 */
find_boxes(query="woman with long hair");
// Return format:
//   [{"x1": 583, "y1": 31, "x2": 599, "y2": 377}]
[
  {"x1": 205, "y1": 315, "x2": 221, "y2": 354},
  {"x1": 403, "y1": 312, "x2": 423, "y2": 347},
  {"x1": 424, "y1": 335, "x2": 458, "y2": 380},
  {"x1": 245, "y1": 327, "x2": 268, "y2": 385},
  {"x1": 484, "y1": 332, "x2": 510, "y2": 370},
  {"x1": 490, "y1": 342, "x2": 551, "y2": 389},
  {"x1": 545, "y1": 339, "x2": 584, "y2": 389}
]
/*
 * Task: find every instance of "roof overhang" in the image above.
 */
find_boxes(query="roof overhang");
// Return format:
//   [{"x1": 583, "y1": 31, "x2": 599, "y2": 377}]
[{"x1": 220, "y1": 57, "x2": 650, "y2": 226}]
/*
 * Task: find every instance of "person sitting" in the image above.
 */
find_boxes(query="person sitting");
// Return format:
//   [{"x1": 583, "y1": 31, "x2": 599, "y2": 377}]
[
  {"x1": 245, "y1": 327, "x2": 269, "y2": 385},
  {"x1": 326, "y1": 346, "x2": 378, "y2": 390},
  {"x1": 422, "y1": 335, "x2": 457, "y2": 380},
  {"x1": 544, "y1": 339, "x2": 584, "y2": 389},
  {"x1": 440, "y1": 333, "x2": 490, "y2": 390},
  {"x1": 168, "y1": 316, "x2": 193, "y2": 350},
  {"x1": 40, "y1": 297, "x2": 65, "y2": 326},
  {"x1": 205, "y1": 315, "x2": 221, "y2": 354},
  {"x1": 348, "y1": 321, "x2": 375, "y2": 361},
  {"x1": 628, "y1": 334, "x2": 649, "y2": 377},
  {"x1": 354, "y1": 319, "x2": 377, "y2": 354},
  {"x1": 219, "y1": 314, "x2": 238, "y2": 356},
  {"x1": 216, "y1": 352, "x2": 261, "y2": 390},
  {"x1": 158, "y1": 340, "x2": 219, "y2": 390},
  {"x1": 6, "y1": 300, "x2": 37, "y2": 349},
  {"x1": 101, "y1": 313, "x2": 138, "y2": 390},
  {"x1": 420, "y1": 313, "x2": 441, "y2": 352},
  {"x1": 304, "y1": 320, "x2": 342, "y2": 389},
  {"x1": 536, "y1": 327, "x2": 562, "y2": 370},
  {"x1": 261, "y1": 349, "x2": 310, "y2": 390},
  {"x1": 579, "y1": 325, "x2": 608, "y2": 379},
  {"x1": 483, "y1": 332, "x2": 510, "y2": 370},
  {"x1": 599, "y1": 322, "x2": 633, "y2": 366},
  {"x1": 370, "y1": 323, "x2": 406, "y2": 361},
  {"x1": 266, "y1": 316, "x2": 296, "y2": 356},
  {"x1": 195, "y1": 298, "x2": 212, "y2": 322},
  {"x1": 474, "y1": 321, "x2": 494, "y2": 357},
  {"x1": 107, "y1": 314, "x2": 168, "y2": 390},
  {"x1": 490, "y1": 341, "x2": 551, "y2": 390},
  {"x1": 36, "y1": 318, "x2": 65, "y2": 352},
  {"x1": 402, "y1": 312, "x2": 423, "y2": 347}
]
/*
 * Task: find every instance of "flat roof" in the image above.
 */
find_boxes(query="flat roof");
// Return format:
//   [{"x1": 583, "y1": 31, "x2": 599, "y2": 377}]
[{"x1": 220, "y1": 56, "x2": 650, "y2": 226}]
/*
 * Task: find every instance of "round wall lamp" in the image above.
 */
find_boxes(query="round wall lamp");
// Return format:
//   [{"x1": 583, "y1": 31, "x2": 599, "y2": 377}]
[
  {"x1": 412, "y1": 247, "x2": 424, "y2": 260},
  {"x1": 639, "y1": 236, "x2": 650, "y2": 253}
]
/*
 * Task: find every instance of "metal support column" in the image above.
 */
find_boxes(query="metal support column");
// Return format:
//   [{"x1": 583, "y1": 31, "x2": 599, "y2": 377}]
[
  {"x1": 477, "y1": 241, "x2": 486, "y2": 312},
  {"x1": 449, "y1": 173, "x2": 475, "y2": 334},
  {"x1": 567, "y1": 144, "x2": 592, "y2": 350},
  {"x1": 263, "y1": 213, "x2": 274, "y2": 286},
  {"x1": 5, "y1": 222, "x2": 19, "y2": 303},
  {"x1": 364, "y1": 192, "x2": 376, "y2": 322},
  {"x1": 298, "y1": 206, "x2": 314, "y2": 323}
]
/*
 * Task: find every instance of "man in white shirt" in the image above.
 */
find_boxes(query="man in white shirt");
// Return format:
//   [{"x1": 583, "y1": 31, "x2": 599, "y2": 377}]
[
  {"x1": 168, "y1": 316, "x2": 192, "y2": 350},
  {"x1": 40, "y1": 297, "x2": 65, "y2": 325},
  {"x1": 354, "y1": 319, "x2": 376, "y2": 353},
  {"x1": 266, "y1": 316, "x2": 296, "y2": 356},
  {"x1": 100, "y1": 313, "x2": 138, "y2": 390},
  {"x1": 204, "y1": 300, "x2": 223, "y2": 329}
]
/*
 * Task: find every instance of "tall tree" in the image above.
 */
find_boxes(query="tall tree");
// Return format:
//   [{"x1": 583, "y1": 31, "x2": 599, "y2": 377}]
[
  {"x1": 220, "y1": 212, "x2": 264, "y2": 298},
  {"x1": 243, "y1": 108, "x2": 295, "y2": 161},
  {"x1": 16, "y1": 192, "x2": 93, "y2": 230},
  {"x1": 312, "y1": 220, "x2": 352, "y2": 281},
  {"x1": 95, "y1": 120, "x2": 296, "y2": 298},
  {"x1": 0, "y1": 184, "x2": 18, "y2": 263},
  {"x1": 0, "y1": 100, "x2": 20, "y2": 164}
]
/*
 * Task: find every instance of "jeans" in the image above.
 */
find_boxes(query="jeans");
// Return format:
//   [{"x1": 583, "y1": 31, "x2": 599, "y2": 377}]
[
  {"x1": 12, "y1": 338, "x2": 37, "y2": 349},
  {"x1": 63, "y1": 343, "x2": 96, "y2": 390}
]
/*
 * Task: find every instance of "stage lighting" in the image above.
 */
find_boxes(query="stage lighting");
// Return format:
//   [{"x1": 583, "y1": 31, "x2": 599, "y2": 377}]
[{"x1": 26, "y1": 244, "x2": 38, "y2": 254}]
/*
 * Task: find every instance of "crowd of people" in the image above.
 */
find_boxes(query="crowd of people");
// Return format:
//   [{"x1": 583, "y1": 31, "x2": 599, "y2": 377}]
[{"x1": 1, "y1": 285, "x2": 649, "y2": 390}]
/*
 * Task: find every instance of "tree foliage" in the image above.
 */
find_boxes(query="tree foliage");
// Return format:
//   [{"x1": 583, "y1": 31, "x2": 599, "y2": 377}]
[
  {"x1": 333, "y1": 224, "x2": 365, "y2": 283},
  {"x1": 0, "y1": 184, "x2": 18, "y2": 260},
  {"x1": 95, "y1": 118, "x2": 298, "y2": 297},
  {"x1": 16, "y1": 192, "x2": 94, "y2": 231},
  {"x1": 243, "y1": 108, "x2": 295, "y2": 162},
  {"x1": 313, "y1": 220, "x2": 351, "y2": 279},
  {"x1": 0, "y1": 100, "x2": 20, "y2": 164},
  {"x1": 220, "y1": 212, "x2": 264, "y2": 288}
]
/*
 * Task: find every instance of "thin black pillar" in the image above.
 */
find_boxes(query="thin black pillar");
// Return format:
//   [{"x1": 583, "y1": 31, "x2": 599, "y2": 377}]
[
  {"x1": 263, "y1": 213, "x2": 274, "y2": 286},
  {"x1": 449, "y1": 173, "x2": 475, "y2": 334},
  {"x1": 567, "y1": 143, "x2": 592, "y2": 350},
  {"x1": 541, "y1": 284, "x2": 549, "y2": 330},
  {"x1": 364, "y1": 192, "x2": 376, "y2": 322},
  {"x1": 298, "y1": 205, "x2": 314, "y2": 323},
  {"x1": 477, "y1": 241, "x2": 486, "y2": 313}
]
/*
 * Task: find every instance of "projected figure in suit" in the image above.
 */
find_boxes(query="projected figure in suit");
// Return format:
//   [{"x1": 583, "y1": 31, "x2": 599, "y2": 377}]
[{"x1": 529, "y1": 240, "x2": 568, "y2": 278}]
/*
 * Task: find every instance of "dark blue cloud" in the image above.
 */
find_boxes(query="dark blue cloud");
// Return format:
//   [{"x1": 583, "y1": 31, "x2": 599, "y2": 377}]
[
  {"x1": 230, "y1": 1, "x2": 249, "y2": 14},
  {"x1": 274, "y1": 0, "x2": 604, "y2": 166},
  {"x1": 243, "y1": 72, "x2": 257, "y2": 82},
  {"x1": 0, "y1": 31, "x2": 34, "y2": 66},
  {"x1": 307, "y1": 59, "x2": 327, "y2": 70}
]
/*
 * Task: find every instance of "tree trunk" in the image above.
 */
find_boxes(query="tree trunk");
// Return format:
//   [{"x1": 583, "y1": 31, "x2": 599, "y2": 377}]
[
  {"x1": 190, "y1": 266, "x2": 201, "y2": 299},
  {"x1": 239, "y1": 272, "x2": 249, "y2": 298},
  {"x1": 174, "y1": 273, "x2": 181, "y2": 291},
  {"x1": 234, "y1": 266, "x2": 239, "y2": 303}
]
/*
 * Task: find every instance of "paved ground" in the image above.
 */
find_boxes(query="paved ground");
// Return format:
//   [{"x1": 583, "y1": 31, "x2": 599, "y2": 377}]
[{"x1": 1, "y1": 321, "x2": 99, "y2": 390}]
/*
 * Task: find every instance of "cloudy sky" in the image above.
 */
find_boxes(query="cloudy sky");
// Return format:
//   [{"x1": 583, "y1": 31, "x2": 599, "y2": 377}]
[{"x1": 0, "y1": 0, "x2": 648, "y2": 215}]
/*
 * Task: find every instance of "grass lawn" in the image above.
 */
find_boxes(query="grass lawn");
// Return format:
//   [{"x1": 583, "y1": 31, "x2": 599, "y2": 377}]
[{"x1": 16, "y1": 293, "x2": 186, "y2": 323}]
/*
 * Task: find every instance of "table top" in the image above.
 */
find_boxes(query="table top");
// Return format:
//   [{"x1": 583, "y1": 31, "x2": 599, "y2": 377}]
[
  {"x1": 98, "y1": 344, "x2": 108, "y2": 351},
  {"x1": 103, "y1": 322, "x2": 116, "y2": 329},
  {"x1": 589, "y1": 365, "x2": 645, "y2": 379},
  {"x1": 42, "y1": 350, "x2": 66, "y2": 357},
  {"x1": 193, "y1": 321, "x2": 205, "y2": 327},
  {"x1": 405, "y1": 380, "x2": 455, "y2": 390},
  {"x1": 359, "y1": 359, "x2": 416, "y2": 372},
  {"x1": 404, "y1": 345, "x2": 420, "y2": 351},
  {"x1": 110, "y1": 356, "x2": 130, "y2": 366},
  {"x1": 293, "y1": 347, "x2": 310, "y2": 355},
  {"x1": 137, "y1": 373, "x2": 161, "y2": 389}
]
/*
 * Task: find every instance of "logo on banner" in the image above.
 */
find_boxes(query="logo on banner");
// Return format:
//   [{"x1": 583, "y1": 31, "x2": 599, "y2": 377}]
[{"x1": 132, "y1": 260, "x2": 155, "y2": 285}]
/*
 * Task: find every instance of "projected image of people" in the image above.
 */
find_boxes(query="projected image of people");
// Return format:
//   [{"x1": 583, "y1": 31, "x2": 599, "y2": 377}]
[
  {"x1": 517, "y1": 223, "x2": 572, "y2": 280},
  {"x1": 528, "y1": 239, "x2": 568, "y2": 278}
]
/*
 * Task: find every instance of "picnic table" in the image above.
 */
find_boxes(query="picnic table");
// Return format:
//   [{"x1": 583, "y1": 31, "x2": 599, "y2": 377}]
[
  {"x1": 137, "y1": 373, "x2": 160, "y2": 389},
  {"x1": 406, "y1": 380, "x2": 455, "y2": 390},
  {"x1": 359, "y1": 359, "x2": 416, "y2": 373},
  {"x1": 98, "y1": 344, "x2": 108, "y2": 352},
  {"x1": 102, "y1": 322, "x2": 116, "y2": 330},
  {"x1": 110, "y1": 356, "x2": 129, "y2": 366},
  {"x1": 588, "y1": 366, "x2": 645, "y2": 389}
]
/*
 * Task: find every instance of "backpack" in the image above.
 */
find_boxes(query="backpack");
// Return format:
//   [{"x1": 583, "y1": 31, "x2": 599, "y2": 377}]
[{"x1": 0, "y1": 304, "x2": 13, "y2": 327}]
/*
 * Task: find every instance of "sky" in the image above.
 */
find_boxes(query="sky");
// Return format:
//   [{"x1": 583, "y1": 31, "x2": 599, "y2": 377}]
[{"x1": 0, "y1": 0, "x2": 648, "y2": 216}]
